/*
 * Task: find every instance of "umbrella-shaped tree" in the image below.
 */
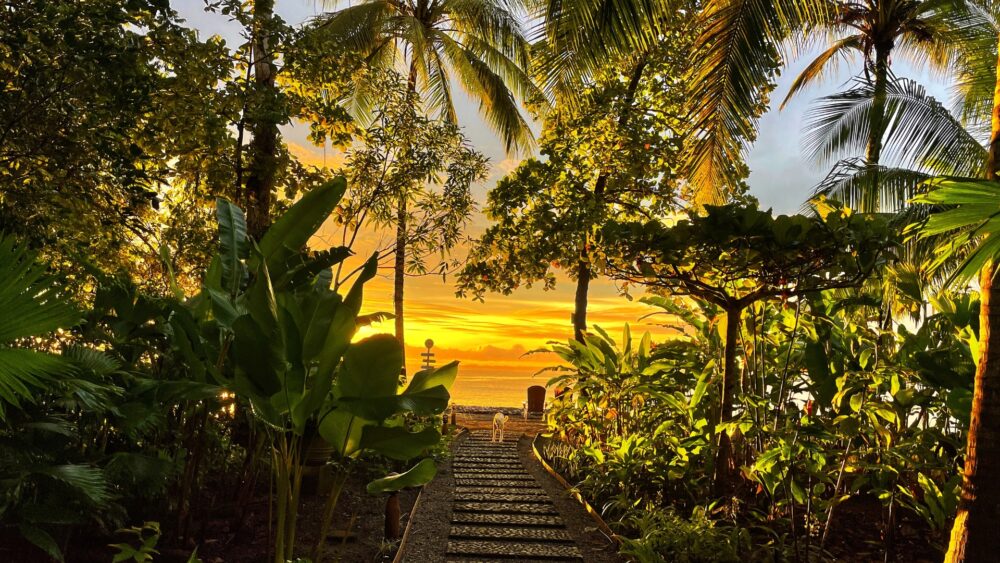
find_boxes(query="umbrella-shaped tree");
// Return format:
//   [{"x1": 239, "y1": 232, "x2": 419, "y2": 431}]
[{"x1": 602, "y1": 201, "x2": 894, "y2": 493}]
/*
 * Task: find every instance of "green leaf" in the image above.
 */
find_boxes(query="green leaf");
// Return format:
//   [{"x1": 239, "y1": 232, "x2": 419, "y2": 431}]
[
  {"x1": 19, "y1": 524, "x2": 63, "y2": 562},
  {"x1": 689, "y1": 360, "x2": 713, "y2": 409},
  {"x1": 0, "y1": 348, "x2": 71, "y2": 419},
  {"x1": 318, "y1": 409, "x2": 368, "y2": 457},
  {"x1": 39, "y1": 464, "x2": 109, "y2": 504},
  {"x1": 216, "y1": 198, "x2": 248, "y2": 297},
  {"x1": 366, "y1": 458, "x2": 437, "y2": 494},
  {"x1": 0, "y1": 235, "x2": 80, "y2": 344},
  {"x1": 360, "y1": 426, "x2": 441, "y2": 460},
  {"x1": 338, "y1": 334, "x2": 403, "y2": 400},
  {"x1": 339, "y1": 384, "x2": 451, "y2": 420},
  {"x1": 258, "y1": 177, "x2": 347, "y2": 271},
  {"x1": 849, "y1": 393, "x2": 863, "y2": 413},
  {"x1": 405, "y1": 361, "x2": 459, "y2": 394},
  {"x1": 790, "y1": 479, "x2": 807, "y2": 504},
  {"x1": 231, "y1": 315, "x2": 282, "y2": 398}
]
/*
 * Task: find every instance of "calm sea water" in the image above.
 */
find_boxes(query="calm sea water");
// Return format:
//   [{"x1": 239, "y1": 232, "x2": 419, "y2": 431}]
[{"x1": 447, "y1": 371, "x2": 552, "y2": 408}]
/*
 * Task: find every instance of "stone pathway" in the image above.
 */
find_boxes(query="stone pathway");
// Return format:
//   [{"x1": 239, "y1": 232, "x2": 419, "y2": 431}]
[{"x1": 444, "y1": 430, "x2": 583, "y2": 562}]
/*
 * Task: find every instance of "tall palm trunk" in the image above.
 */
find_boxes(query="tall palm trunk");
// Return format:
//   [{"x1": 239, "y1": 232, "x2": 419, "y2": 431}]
[
  {"x1": 394, "y1": 197, "x2": 407, "y2": 355},
  {"x1": 244, "y1": 0, "x2": 281, "y2": 240},
  {"x1": 945, "y1": 34, "x2": 1000, "y2": 562},
  {"x1": 863, "y1": 42, "x2": 891, "y2": 213},
  {"x1": 393, "y1": 61, "x2": 420, "y2": 369},
  {"x1": 572, "y1": 55, "x2": 648, "y2": 342}
]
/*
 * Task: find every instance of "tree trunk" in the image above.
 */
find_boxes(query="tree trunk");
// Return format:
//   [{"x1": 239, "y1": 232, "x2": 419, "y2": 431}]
[
  {"x1": 244, "y1": 0, "x2": 280, "y2": 240},
  {"x1": 945, "y1": 33, "x2": 1000, "y2": 562},
  {"x1": 714, "y1": 304, "x2": 742, "y2": 495},
  {"x1": 392, "y1": 61, "x2": 420, "y2": 372},
  {"x1": 863, "y1": 42, "x2": 890, "y2": 212},
  {"x1": 572, "y1": 261, "x2": 591, "y2": 342},
  {"x1": 394, "y1": 197, "x2": 407, "y2": 353},
  {"x1": 572, "y1": 56, "x2": 648, "y2": 343},
  {"x1": 385, "y1": 492, "x2": 401, "y2": 539}
]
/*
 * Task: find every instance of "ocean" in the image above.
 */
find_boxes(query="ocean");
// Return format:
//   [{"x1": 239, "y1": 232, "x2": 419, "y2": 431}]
[{"x1": 447, "y1": 371, "x2": 552, "y2": 407}]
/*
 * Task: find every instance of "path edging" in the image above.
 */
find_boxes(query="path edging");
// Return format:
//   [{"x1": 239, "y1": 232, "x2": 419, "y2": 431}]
[
  {"x1": 392, "y1": 426, "x2": 469, "y2": 563},
  {"x1": 531, "y1": 433, "x2": 621, "y2": 546}
]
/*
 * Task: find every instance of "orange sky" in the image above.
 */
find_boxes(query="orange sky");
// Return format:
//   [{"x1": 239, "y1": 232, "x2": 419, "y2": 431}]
[{"x1": 291, "y1": 142, "x2": 679, "y2": 406}]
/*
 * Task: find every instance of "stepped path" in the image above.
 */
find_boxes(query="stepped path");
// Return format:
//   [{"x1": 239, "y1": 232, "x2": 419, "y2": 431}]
[
  {"x1": 446, "y1": 431, "x2": 581, "y2": 561},
  {"x1": 402, "y1": 424, "x2": 621, "y2": 563}
]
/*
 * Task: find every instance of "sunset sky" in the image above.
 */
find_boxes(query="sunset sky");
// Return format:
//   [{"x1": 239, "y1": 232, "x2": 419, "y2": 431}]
[{"x1": 176, "y1": 0, "x2": 957, "y2": 405}]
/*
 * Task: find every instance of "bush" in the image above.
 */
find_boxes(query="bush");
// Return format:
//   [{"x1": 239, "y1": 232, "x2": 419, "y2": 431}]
[{"x1": 618, "y1": 506, "x2": 749, "y2": 563}]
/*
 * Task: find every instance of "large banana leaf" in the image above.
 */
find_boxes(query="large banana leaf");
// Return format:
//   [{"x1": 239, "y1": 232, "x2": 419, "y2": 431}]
[
  {"x1": 257, "y1": 177, "x2": 347, "y2": 272},
  {"x1": 366, "y1": 458, "x2": 438, "y2": 494},
  {"x1": 216, "y1": 198, "x2": 249, "y2": 297}
]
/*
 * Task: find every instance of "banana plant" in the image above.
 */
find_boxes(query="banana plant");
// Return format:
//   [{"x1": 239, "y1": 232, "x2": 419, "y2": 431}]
[{"x1": 172, "y1": 178, "x2": 456, "y2": 563}]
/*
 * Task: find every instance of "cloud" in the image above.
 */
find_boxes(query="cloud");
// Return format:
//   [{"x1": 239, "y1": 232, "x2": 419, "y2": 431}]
[{"x1": 286, "y1": 140, "x2": 346, "y2": 169}]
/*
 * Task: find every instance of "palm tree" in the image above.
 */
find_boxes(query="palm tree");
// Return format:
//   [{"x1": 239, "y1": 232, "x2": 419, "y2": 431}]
[
  {"x1": 688, "y1": 0, "x2": 983, "y2": 203},
  {"x1": 782, "y1": 0, "x2": 959, "y2": 166},
  {"x1": 805, "y1": 76, "x2": 986, "y2": 211},
  {"x1": 0, "y1": 234, "x2": 80, "y2": 419},
  {"x1": 907, "y1": 2, "x2": 1000, "y2": 557},
  {"x1": 311, "y1": 0, "x2": 540, "y2": 355}
]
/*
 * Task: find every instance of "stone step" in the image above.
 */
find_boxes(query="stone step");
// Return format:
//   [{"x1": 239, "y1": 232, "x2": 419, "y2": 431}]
[
  {"x1": 453, "y1": 501, "x2": 559, "y2": 515},
  {"x1": 446, "y1": 539, "x2": 582, "y2": 561},
  {"x1": 464, "y1": 441, "x2": 520, "y2": 446},
  {"x1": 450, "y1": 525, "x2": 573, "y2": 542},
  {"x1": 446, "y1": 559, "x2": 580, "y2": 563},
  {"x1": 455, "y1": 483, "x2": 545, "y2": 496},
  {"x1": 455, "y1": 492, "x2": 551, "y2": 504},
  {"x1": 451, "y1": 472, "x2": 535, "y2": 481},
  {"x1": 451, "y1": 469, "x2": 533, "y2": 477},
  {"x1": 452, "y1": 472, "x2": 534, "y2": 481},
  {"x1": 452, "y1": 467, "x2": 527, "y2": 474},
  {"x1": 451, "y1": 512, "x2": 565, "y2": 528},
  {"x1": 452, "y1": 465, "x2": 525, "y2": 472},
  {"x1": 453, "y1": 457, "x2": 522, "y2": 464},
  {"x1": 455, "y1": 487, "x2": 549, "y2": 499},
  {"x1": 455, "y1": 479, "x2": 542, "y2": 488}
]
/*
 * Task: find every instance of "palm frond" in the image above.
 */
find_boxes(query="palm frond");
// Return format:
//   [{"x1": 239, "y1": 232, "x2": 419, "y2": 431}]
[
  {"x1": 0, "y1": 349, "x2": 71, "y2": 417},
  {"x1": 804, "y1": 77, "x2": 986, "y2": 175},
  {"x1": 38, "y1": 464, "x2": 111, "y2": 506},
  {"x1": 64, "y1": 346, "x2": 121, "y2": 376},
  {"x1": 911, "y1": 177, "x2": 1000, "y2": 286},
  {"x1": 810, "y1": 158, "x2": 932, "y2": 213},
  {"x1": 311, "y1": 2, "x2": 395, "y2": 57},
  {"x1": 683, "y1": 0, "x2": 786, "y2": 203},
  {"x1": 524, "y1": 0, "x2": 667, "y2": 101},
  {"x1": 780, "y1": 34, "x2": 861, "y2": 109},
  {"x1": 0, "y1": 235, "x2": 79, "y2": 343},
  {"x1": 941, "y1": 0, "x2": 999, "y2": 126},
  {"x1": 438, "y1": 34, "x2": 535, "y2": 152}
]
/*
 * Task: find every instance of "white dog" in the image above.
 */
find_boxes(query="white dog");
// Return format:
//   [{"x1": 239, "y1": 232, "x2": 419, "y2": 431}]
[{"x1": 492, "y1": 412, "x2": 509, "y2": 442}]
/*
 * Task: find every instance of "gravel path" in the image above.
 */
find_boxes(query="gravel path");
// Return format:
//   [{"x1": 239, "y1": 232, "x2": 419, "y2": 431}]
[{"x1": 402, "y1": 429, "x2": 622, "y2": 563}]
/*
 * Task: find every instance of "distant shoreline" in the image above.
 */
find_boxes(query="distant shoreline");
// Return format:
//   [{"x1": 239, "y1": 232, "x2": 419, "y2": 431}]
[{"x1": 452, "y1": 405, "x2": 525, "y2": 416}]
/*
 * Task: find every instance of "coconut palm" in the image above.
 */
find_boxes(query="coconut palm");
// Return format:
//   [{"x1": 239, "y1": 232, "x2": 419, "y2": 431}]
[
  {"x1": 907, "y1": 2, "x2": 1000, "y2": 557},
  {"x1": 806, "y1": 76, "x2": 987, "y2": 211},
  {"x1": 310, "y1": 0, "x2": 541, "y2": 354},
  {"x1": 782, "y1": 0, "x2": 964, "y2": 164}
]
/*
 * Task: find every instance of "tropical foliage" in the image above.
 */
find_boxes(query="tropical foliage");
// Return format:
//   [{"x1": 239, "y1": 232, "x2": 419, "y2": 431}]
[{"x1": 7, "y1": 0, "x2": 1000, "y2": 560}]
